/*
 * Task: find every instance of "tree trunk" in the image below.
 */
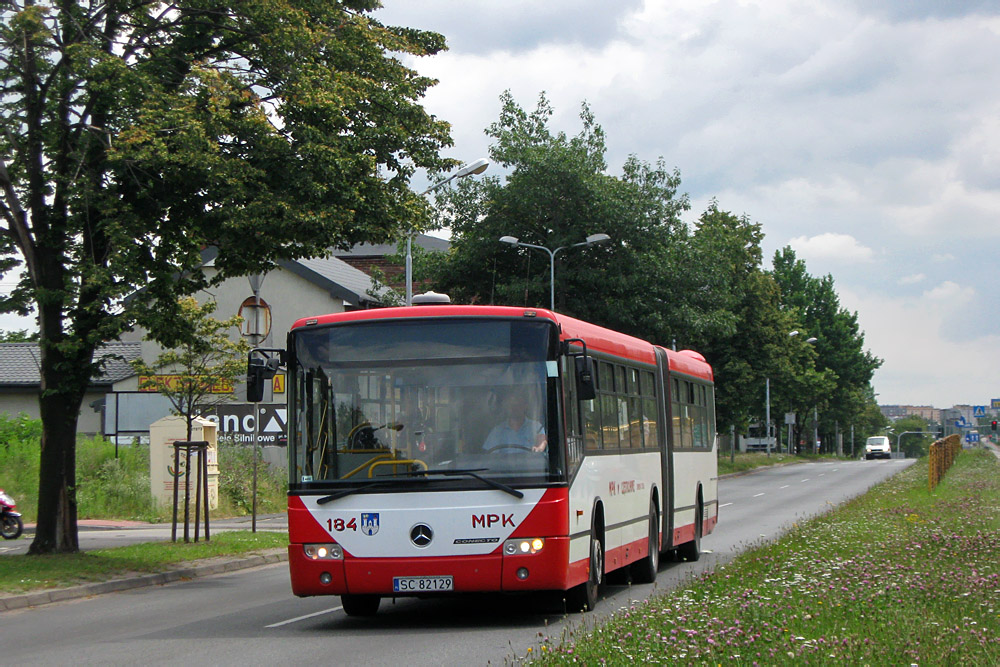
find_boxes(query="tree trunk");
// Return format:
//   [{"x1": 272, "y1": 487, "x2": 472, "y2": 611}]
[
  {"x1": 29, "y1": 374, "x2": 85, "y2": 554},
  {"x1": 28, "y1": 295, "x2": 92, "y2": 554}
]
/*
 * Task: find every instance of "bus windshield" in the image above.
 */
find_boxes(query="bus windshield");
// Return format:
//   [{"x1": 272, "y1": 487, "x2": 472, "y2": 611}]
[{"x1": 289, "y1": 318, "x2": 562, "y2": 488}]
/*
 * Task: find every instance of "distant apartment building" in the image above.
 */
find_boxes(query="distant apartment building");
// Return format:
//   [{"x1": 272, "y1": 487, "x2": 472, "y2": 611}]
[{"x1": 880, "y1": 405, "x2": 941, "y2": 422}]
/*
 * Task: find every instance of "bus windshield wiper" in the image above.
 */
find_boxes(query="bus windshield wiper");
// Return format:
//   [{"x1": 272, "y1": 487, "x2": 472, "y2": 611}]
[
  {"x1": 405, "y1": 468, "x2": 524, "y2": 499},
  {"x1": 317, "y1": 480, "x2": 394, "y2": 504}
]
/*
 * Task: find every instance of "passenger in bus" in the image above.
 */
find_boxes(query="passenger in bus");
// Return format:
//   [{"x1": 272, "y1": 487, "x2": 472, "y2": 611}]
[{"x1": 483, "y1": 392, "x2": 547, "y2": 453}]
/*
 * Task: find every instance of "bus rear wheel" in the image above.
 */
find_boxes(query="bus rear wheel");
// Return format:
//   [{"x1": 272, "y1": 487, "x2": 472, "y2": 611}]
[
  {"x1": 677, "y1": 499, "x2": 702, "y2": 562},
  {"x1": 631, "y1": 502, "x2": 659, "y2": 584},
  {"x1": 341, "y1": 594, "x2": 380, "y2": 616}
]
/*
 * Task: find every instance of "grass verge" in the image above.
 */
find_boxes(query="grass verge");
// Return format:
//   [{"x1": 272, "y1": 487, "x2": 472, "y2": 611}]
[
  {"x1": 717, "y1": 451, "x2": 843, "y2": 476},
  {"x1": 0, "y1": 530, "x2": 287, "y2": 596},
  {"x1": 531, "y1": 449, "x2": 1000, "y2": 665}
]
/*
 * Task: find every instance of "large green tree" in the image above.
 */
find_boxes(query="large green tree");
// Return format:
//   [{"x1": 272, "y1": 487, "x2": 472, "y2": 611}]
[
  {"x1": 428, "y1": 92, "x2": 690, "y2": 343},
  {"x1": 770, "y1": 247, "x2": 882, "y2": 451},
  {"x1": 0, "y1": 1, "x2": 453, "y2": 553}
]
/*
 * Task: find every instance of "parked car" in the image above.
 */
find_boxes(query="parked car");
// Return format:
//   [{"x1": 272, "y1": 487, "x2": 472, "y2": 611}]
[{"x1": 865, "y1": 436, "x2": 892, "y2": 460}]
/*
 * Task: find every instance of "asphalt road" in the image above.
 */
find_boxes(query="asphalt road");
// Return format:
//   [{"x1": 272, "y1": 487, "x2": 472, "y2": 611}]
[{"x1": 0, "y1": 458, "x2": 913, "y2": 666}]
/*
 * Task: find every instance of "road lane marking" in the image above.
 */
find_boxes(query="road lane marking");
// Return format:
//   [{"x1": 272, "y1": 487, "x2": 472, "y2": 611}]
[
  {"x1": 780, "y1": 485, "x2": 789, "y2": 489},
  {"x1": 720, "y1": 502, "x2": 733, "y2": 508},
  {"x1": 753, "y1": 493, "x2": 765, "y2": 497},
  {"x1": 800, "y1": 479, "x2": 810, "y2": 483},
  {"x1": 267, "y1": 606, "x2": 343, "y2": 628}
]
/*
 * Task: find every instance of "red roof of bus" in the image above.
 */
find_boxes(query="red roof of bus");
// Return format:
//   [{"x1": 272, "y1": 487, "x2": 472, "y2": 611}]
[{"x1": 291, "y1": 305, "x2": 712, "y2": 381}]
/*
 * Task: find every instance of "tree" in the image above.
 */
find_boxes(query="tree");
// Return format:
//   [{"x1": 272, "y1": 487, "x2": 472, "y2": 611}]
[
  {"x1": 0, "y1": 328, "x2": 38, "y2": 342},
  {"x1": 769, "y1": 247, "x2": 882, "y2": 451},
  {"x1": 428, "y1": 92, "x2": 690, "y2": 343},
  {"x1": 887, "y1": 414, "x2": 933, "y2": 458},
  {"x1": 0, "y1": 2, "x2": 453, "y2": 553},
  {"x1": 686, "y1": 203, "x2": 799, "y2": 435},
  {"x1": 130, "y1": 297, "x2": 249, "y2": 443}
]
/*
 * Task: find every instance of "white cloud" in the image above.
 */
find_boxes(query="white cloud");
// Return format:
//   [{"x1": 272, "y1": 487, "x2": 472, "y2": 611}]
[
  {"x1": 788, "y1": 233, "x2": 874, "y2": 263},
  {"x1": 841, "y1": 285, "x2": 1000, "y2": 406},
  {"x1": 898, "y1": 273, "x2": 925, "y2": 285},
  {"x1": 376, "y1": 0, "x2": 1000, "y2": 406},
  {"x1": 923, "y1": 281, "x2": 975, "y2": 303}
]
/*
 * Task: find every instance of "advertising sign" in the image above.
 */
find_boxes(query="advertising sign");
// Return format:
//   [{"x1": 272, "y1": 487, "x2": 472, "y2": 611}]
[{"x1": 201, "y1": 403, "x2": 287, "y2": 446}]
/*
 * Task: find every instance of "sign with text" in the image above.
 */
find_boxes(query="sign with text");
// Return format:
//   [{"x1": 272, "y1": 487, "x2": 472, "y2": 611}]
[
  {"x1": 139, "y1": 375, "x2": 234, "y2": 394},
  {"x1": 201, "y1": 404, "x2": 287, "y2": 446}
]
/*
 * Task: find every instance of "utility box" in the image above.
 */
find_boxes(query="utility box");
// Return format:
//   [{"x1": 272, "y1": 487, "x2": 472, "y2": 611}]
[{"x1": 150, "y1": 415, "x2": 219, "y2": 510}]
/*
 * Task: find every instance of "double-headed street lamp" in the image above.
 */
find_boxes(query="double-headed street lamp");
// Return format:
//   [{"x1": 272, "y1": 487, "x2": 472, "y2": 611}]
[
  {"x1": 406, "y1": 158, "x2": 490, "y2": 306},
  {"x1": 499, "y1": 233, "x2": 610, "y2": 311}
]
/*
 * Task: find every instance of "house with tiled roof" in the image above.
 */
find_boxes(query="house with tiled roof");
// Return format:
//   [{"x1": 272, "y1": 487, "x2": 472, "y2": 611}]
[
  {"x1": 0, "y1": 238, "x2": 449, "y2": 439},
  {"x1": 0, "y1": 342, "x2": 143, "y2": 434}
]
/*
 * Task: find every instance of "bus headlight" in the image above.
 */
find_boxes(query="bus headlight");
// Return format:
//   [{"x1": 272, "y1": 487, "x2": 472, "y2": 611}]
[
  {"x1": 503, "y1": 538, "x2": 545, "y2": 555},
  {"x1": 304, "y1": 543, "x2": 343, "y2": 560}
]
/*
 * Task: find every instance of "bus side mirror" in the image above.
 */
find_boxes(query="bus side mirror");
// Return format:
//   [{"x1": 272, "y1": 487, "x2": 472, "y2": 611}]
[
  {"x1": 247, "y1": 350, "x2": 284, "y2": 403},
  {"x1": 575, "y1": 355, "x2": 597, "y2": 401}
]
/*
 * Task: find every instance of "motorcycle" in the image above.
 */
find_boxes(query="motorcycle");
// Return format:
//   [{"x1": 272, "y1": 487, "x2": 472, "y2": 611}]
[{"x1": 0, "y1": 488, "x2": 23, "y2": 540}]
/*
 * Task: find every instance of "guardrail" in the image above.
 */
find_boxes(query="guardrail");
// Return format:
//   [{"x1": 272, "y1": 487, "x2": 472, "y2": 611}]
[{"x1": 928, "y1": 434, "x2": 962, "y2": 491}]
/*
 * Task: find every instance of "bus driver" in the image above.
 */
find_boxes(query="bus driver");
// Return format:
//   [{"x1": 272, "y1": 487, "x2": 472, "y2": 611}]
[{"x1": 483, "y1": 391, "x2": 547, "y2": 453}]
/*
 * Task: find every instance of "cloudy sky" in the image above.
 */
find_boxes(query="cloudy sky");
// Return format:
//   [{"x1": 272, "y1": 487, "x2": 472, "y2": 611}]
[
  {"x1": 374, "y1": 0, "x2": 1000, "y2": 409},
  {"x1": 2, "y1": 2, "x2": 994, "y2": 410}
]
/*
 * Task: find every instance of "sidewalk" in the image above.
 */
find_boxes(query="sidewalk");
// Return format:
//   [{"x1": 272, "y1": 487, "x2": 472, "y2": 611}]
[{"x1": 2, "y1": 514, "x2": 289, "y2": 612}]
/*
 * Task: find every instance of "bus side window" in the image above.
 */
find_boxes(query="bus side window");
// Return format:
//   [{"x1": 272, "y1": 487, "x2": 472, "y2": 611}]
[{"x1": 640, "y1": 370, "x2": 656, "y2": 449}]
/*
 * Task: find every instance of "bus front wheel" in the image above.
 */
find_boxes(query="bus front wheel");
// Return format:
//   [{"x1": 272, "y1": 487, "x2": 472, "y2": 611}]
[
  {"x1": 341, "y1": 594, "x2": 380, "y2": 616},
  {"x1": 566, "y1": 528, "x2": 603, "y2": 612}
]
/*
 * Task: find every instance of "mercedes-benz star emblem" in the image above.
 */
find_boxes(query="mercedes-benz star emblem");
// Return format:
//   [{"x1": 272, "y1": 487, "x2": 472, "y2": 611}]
[{"x1": 410, "y1": 523, "x2": 433, "y2": 547}]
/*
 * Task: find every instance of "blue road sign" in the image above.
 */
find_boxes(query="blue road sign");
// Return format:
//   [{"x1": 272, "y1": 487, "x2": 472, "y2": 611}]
[
  {"x1": 973, "y1": 405, "x2": 986, "y2": 418},
  {"x1": 966, "y1": 432, "x2": 980, "y2": 444}
]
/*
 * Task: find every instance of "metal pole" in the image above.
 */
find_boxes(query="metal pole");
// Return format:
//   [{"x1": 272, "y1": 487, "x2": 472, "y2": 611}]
[
  {"x1": 548, "y1": 248, "x2": 556, "y2": 311},
  {"x1": 813, "y1": 407, "x2": 819, "y2": 455},
  {"x1": 765, "y1": 378, "x2": 771, "y2": 457},
  {"x1": 405, "y1": 234, "x2": 413, "y2": 306},
  {"x1": 252, "y1": 401, "x2": 260, "y2": 533},
  {"x1": 730, "y1": 424, "x2": 735, "y2": 463}
]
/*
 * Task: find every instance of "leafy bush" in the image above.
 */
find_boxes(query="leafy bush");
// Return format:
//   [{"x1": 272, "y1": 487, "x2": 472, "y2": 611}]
[
  {"x1": 0, "y1": 414, "x2": 286, "y2": 523},
  {"x1": 216, "y1": 439, "x2": 286, "y2": 515},
  {"x1": 0, "y1": 412, "x2": 42, "y2": 443}
]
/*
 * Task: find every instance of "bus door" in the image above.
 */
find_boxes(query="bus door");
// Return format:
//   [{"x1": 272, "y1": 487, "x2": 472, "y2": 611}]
[{"x1": 654, "y1": 347, "x2": 674, "y2": 551}]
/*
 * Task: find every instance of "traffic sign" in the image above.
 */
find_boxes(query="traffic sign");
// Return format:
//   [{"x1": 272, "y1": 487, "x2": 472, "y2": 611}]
[
  {"x1": 973, "y1": 405, "x2": 986, "y2": 418},
  {"x1": 966, "y1": 432, "x2": 980, "y2": 444}
]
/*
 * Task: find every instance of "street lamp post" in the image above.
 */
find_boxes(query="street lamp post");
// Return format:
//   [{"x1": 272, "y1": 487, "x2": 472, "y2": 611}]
[
  {"x1": 406, "y1": 158, "x2": 489, "y2": 306},
  {"x1": 499, "y1": 233, "x2": 611, "y2": 311}
]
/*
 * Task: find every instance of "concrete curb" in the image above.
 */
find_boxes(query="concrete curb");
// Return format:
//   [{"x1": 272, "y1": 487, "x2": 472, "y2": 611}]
[{"x1": 0, "y1": 548, "x2": 288, "y2": 612}]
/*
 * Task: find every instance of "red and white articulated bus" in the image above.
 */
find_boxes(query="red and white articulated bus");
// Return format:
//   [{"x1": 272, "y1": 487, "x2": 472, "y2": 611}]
[{"x1": 249, "y1": 305, "x2": 717, "y2": 616}]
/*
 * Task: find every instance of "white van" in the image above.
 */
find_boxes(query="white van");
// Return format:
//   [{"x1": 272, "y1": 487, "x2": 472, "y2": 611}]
[{"x1": 865, "y1": 436, "x2": 891, "y2": 460}]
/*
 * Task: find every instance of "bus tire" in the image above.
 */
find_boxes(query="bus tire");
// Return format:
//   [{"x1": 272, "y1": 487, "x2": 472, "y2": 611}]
[
  {"x1": 677, "y1": 496, "x2": 702, "y2": 562},
  {"x1": 341, "y1": 594, "x2": 380, "y2": 616},
  {"x1": 631, "y1": 500, "x2": 659, "y2": 584},
  {"x1": 566, "y1": 524, "x2": 603, "y2": 612}
]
